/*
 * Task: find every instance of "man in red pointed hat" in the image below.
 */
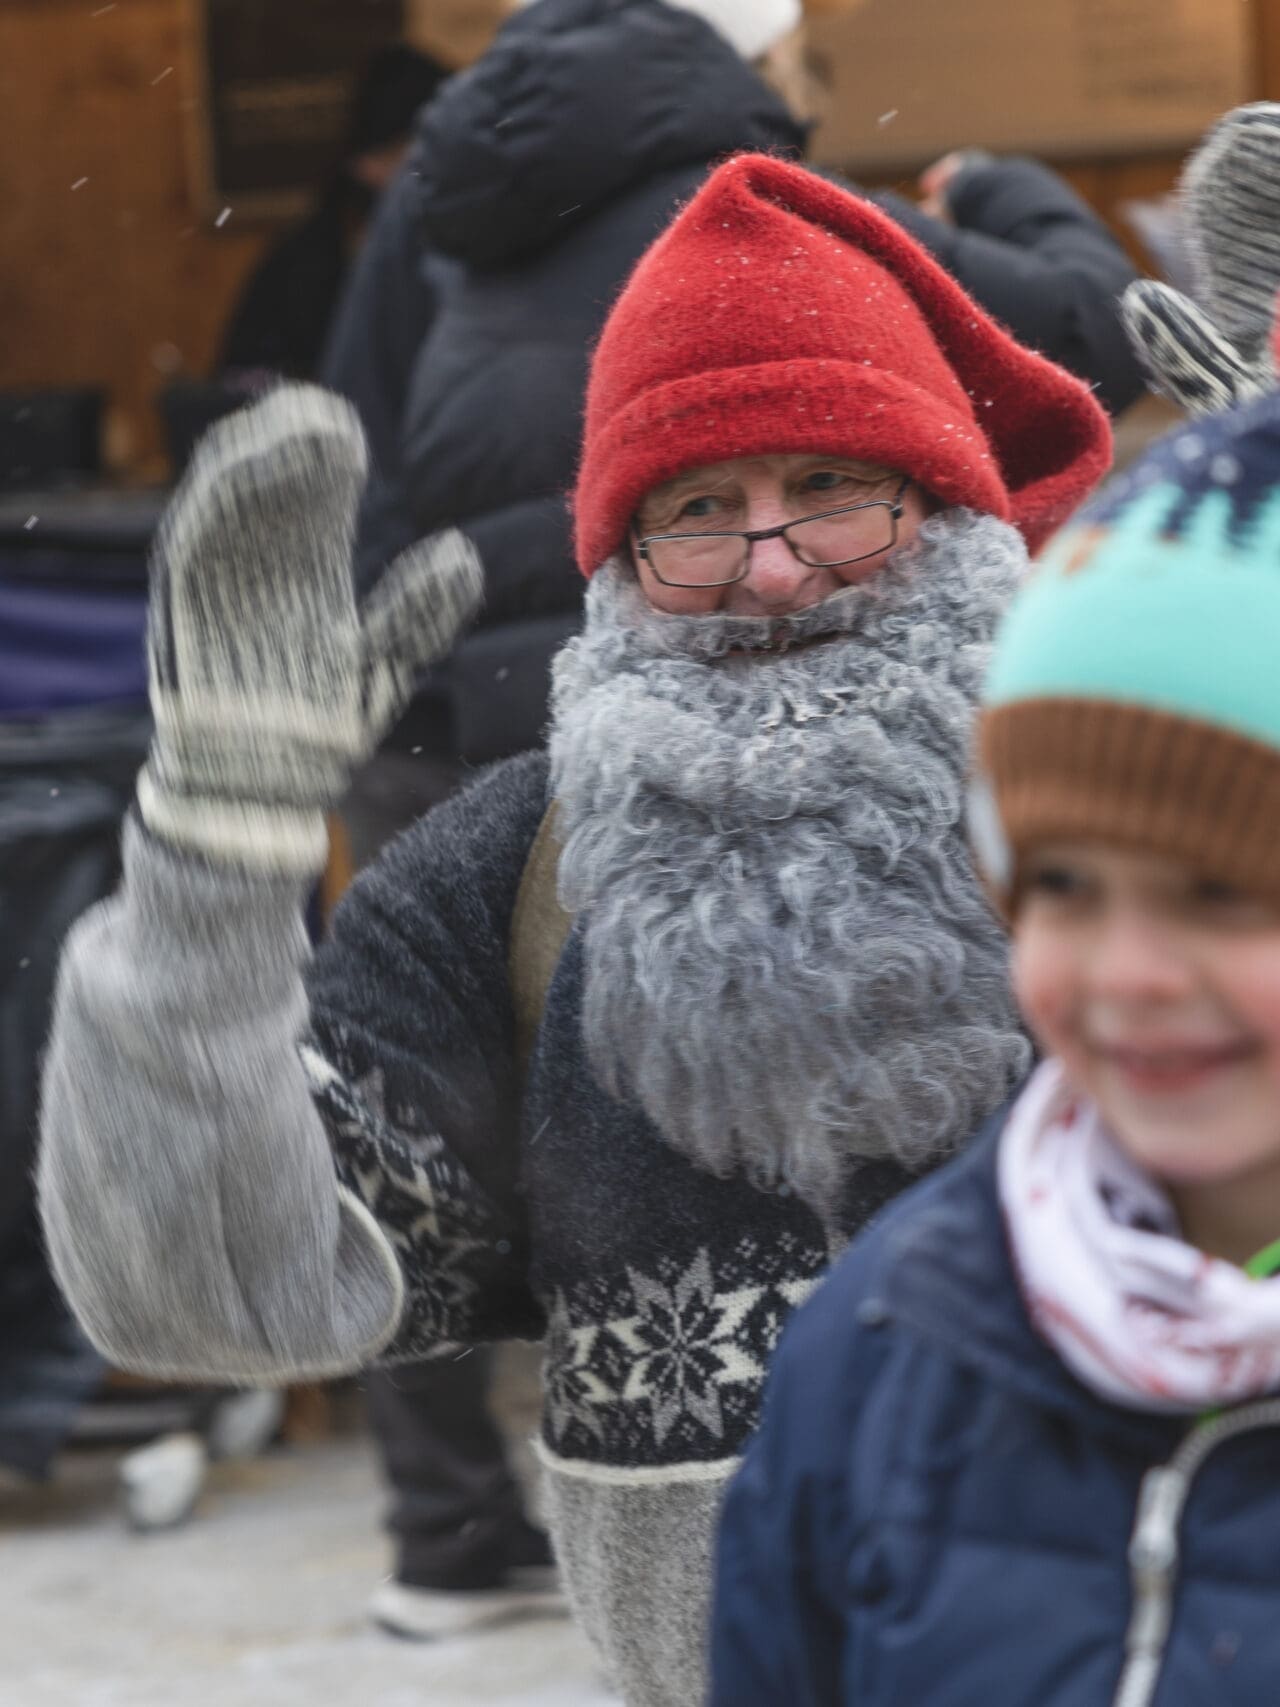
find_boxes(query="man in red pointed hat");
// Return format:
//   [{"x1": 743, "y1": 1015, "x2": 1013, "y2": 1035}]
[{"x1": 41, "y1": 155, "x2": 1110, "y2": 1706}]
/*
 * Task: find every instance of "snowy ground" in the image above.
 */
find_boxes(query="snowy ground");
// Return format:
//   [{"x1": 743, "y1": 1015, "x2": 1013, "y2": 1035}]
[{"x1": 0, "y1": 1372, "x2": 615, "y2": 1707}]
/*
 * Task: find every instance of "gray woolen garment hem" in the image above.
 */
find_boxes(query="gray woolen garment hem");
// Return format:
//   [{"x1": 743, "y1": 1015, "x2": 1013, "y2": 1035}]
[
  {"x1": 37, "y1": 816, "x2": 405, "y2": 1384},
  {"x1": 538, "y1": 1447, "x2": 734, "y2": 1707}
]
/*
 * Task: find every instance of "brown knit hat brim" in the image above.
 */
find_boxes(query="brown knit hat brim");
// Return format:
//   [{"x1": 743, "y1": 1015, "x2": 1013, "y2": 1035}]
[{"x1": 978, "y1": 698, "x2": 1280, "y2": 910}]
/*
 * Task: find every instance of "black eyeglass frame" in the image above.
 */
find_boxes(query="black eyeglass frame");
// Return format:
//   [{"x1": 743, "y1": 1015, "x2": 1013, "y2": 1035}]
[{"x1": 631, "y1": 476, "x2": 912, "y2": 588}]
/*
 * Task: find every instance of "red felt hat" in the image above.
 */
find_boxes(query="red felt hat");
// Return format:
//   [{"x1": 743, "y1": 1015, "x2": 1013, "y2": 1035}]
[{"x1": 573, "y1": 153, "x2": 1112, "y2": 574}]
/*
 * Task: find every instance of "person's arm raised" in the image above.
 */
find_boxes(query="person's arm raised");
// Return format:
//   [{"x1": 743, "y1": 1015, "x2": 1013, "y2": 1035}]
[
  {"x1": 877, "y1": 154, "x2": 1145, "y2": 417},
  {"x1": 1121, "y1": 105, "x2": 1280, "y2": 417},
  {"x1": 37, "y1": 386, "x2": 486, "y2": 1384}
]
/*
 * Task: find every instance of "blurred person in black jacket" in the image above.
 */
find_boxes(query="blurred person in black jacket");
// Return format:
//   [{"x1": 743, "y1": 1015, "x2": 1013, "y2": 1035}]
[
  {"x1": 219, "y1": 43, "x2": 449, "y2": 385},
  {"x1": 320, "y1": 0, "x2": 1145, "y2": 1644},
  {"x1": 325, "y1": 0, "x2": 1145, "y2": 781}
]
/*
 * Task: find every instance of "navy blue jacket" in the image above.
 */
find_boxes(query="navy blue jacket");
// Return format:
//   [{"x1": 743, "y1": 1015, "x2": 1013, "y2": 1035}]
[
  {"x1": 324, "y1": 0, "x2": 1143, "y2": 769},
  {"x1": 711, "y1": 1113, "x2": 1280, "y2": 1705}
]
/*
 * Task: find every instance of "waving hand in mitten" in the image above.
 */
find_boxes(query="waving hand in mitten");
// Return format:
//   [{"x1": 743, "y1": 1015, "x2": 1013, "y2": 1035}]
[
  {"x1": 138, "y1": 384, "x2": 483, "y2": 873},
  {"x1": 39, "y1": 386, "x2": 485, "y2": 1382},
  {"x1": 1121, "y1": 103, "x2": 1280, "y2": 417}
]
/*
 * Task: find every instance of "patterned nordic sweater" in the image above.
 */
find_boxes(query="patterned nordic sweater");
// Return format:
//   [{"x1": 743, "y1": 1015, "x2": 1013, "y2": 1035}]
[{"x1": 39, "y1": 751, "x2": 911, "y2": 1707}]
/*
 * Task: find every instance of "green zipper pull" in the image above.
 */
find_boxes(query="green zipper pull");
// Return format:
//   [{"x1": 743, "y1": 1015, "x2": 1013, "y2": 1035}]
[
  {"x1": 1195, "y1": 1236, "x2": 1280, "y2": 1424},
  {"x1": 1244, "y1": 1235, "x2": 1280, "y2": 1280}
]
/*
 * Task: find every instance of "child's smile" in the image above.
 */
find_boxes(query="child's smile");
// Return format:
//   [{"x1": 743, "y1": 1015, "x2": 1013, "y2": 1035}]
[
  {"x1": 1012, "y1": 841, "x2": 1280, "y2": 1262},
  {"x1": 1086, "y1": 1033, "x2": 1261, "y2": 1099}
]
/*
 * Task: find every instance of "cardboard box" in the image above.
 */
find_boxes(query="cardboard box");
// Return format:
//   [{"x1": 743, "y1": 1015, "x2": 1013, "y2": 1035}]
[{"x1": 809, "y1": 0, "x2": 1252, "y2": 171}]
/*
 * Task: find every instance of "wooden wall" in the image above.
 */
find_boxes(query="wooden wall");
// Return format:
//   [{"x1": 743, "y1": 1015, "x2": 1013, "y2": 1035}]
[
  {"x1": 404, "y1": 0, "x2": 510, "y2": 68},
  {"x1": 0, "y1": 0, "x2": 261, "y2": 478},
  {"x1": 4, "y1": 0, "x2": 1280, "y2": 482},
  {"x1": 852, "y1": 0, "x2": 1280, "y2": 273},
  {"x1": 861, "y1": 0, "x2": 1280, "y2": 274}
]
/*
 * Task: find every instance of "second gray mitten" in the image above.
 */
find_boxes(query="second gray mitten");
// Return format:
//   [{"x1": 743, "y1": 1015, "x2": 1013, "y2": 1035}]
[
  {"x1": 1121, "y1": 279, "x2": 1274, "y2": 417},
  {"x1": 1182, "y1": 101, "x2": 1280, "y2": 363},
  {"x1": 1122, "y1": 103, "x2": 1280, "y2": 417}
]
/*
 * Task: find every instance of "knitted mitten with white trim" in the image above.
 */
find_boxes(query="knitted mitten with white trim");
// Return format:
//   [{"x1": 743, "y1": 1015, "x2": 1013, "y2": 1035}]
[
  {"x1": 137, "y1": 385, "x2": 483, "y2": 874},
  {"x1": 1121, "y1": 280, "x2": 1274, "y2": 417},
  {"x1": 1122, "y1": 103, "x2": 1280, "y2": 416}
]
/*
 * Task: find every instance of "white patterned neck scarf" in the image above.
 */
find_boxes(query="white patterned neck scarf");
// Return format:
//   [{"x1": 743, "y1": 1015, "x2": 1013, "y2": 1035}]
[{"x1": 1000, "y1": 1061, "x2": 1280, "y2": 1412}]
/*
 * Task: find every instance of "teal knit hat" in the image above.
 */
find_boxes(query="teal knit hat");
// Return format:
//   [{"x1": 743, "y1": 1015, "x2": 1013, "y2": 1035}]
[{"x1": 974, "y1": 391, "x2": 1280, "y2": 908}]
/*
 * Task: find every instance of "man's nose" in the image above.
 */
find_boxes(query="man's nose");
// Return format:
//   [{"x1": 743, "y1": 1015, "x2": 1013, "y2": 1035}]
[{"x1": 740, "y1": 530, "x2": 827, "y2": 614}]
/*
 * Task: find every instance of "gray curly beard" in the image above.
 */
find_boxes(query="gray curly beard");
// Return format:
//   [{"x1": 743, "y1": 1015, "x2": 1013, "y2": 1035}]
[{"x1": 548, "y1": 510, "x2": 1032, "y2": 1215}]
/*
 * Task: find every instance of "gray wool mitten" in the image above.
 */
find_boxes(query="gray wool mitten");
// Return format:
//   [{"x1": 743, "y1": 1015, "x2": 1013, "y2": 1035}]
[
  {"x1": 1120, "y1": 279, "x2": 1274, "y2": 418},
  {"x1": 1122, "y1": 103, "x2": 1280, "y2": 416},
  {"x1": 137, "y1": 385, "x2": 483, "y2": 873},
  {"x1": 1183, "y1": 102, "x2": 1280, "y2": 360}
]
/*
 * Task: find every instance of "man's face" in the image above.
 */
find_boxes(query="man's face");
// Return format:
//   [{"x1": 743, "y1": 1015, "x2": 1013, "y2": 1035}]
[
  {"x1": 629, "y1": 453, "x2": 930, "y2": 618},
  {"x1": 556, "y1": 499, "x2": 1029, "y2": 1207}
]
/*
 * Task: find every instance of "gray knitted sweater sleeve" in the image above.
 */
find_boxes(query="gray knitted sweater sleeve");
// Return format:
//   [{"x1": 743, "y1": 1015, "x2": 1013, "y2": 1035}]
[{"x1": 38, "y1": 753, "x2": 549, "y2": 1385}]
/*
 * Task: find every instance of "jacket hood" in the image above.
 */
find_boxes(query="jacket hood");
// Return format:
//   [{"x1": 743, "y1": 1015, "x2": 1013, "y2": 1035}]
[{"x1": 409, "y1": 0, "x2": 808, "y2": 269}]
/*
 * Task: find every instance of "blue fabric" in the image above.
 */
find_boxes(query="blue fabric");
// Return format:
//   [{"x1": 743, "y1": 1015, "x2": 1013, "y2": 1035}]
[
  {"x1": 710, "y1": 1116, "x2": 1280, "y2": 1706},
  {"x1": 0, "y1": 578, "x2": 146, "y2": 716}
]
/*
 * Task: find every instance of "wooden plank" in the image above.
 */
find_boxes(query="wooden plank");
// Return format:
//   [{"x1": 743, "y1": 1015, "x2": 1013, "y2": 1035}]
[
  {"x1": 810, "y1": 0, "x2": 1251, "y2": 171},
  {"x1": 0, "y1": 0, "x2": 260, "y2": 477},
  {"x1": 1255, "y1": 0, "x2": 1280, "y2": 95},
  {"x1": 189, "y1": 0, "x2": 404, "y2": 223}
]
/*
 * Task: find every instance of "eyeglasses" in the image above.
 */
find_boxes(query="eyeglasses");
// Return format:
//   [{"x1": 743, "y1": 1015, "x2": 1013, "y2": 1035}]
[{"x1": 632, "y1": 476, "x2": 911, "y2": 589}]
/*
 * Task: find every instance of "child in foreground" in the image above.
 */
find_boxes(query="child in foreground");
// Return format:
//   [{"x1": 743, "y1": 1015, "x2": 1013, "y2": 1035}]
[{"x1": 709, "y1": 391, "x2": 1280, "y2": 1707}]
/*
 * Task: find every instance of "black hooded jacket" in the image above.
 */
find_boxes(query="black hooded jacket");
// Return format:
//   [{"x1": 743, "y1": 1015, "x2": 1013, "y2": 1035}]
[{"x1": 324, "y1": 0, "x2": 1143, "y2": 765}]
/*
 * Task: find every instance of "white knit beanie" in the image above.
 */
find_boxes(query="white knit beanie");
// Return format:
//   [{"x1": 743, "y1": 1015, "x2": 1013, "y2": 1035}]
[
  {"x1": 662, "y1": 0, "x2": 801, "y2": 57},
  {"x1": 512, "y1": 0, "x2": 802, "y2": 61}
]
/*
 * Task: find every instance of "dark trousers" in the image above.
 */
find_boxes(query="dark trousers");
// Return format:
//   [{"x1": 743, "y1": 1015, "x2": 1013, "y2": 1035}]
[
  {"x1": 343, "y1": 749, "x2": 533, "y2": 1588},
  {"x1": 364, "y1": 1352, "x2": 531, "y2": 1588}
]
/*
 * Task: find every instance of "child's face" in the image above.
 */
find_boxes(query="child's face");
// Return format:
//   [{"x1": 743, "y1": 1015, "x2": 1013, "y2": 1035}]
[{"x1": 1013, "y1": 843, "x2": 1280, "y2": 1188}]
